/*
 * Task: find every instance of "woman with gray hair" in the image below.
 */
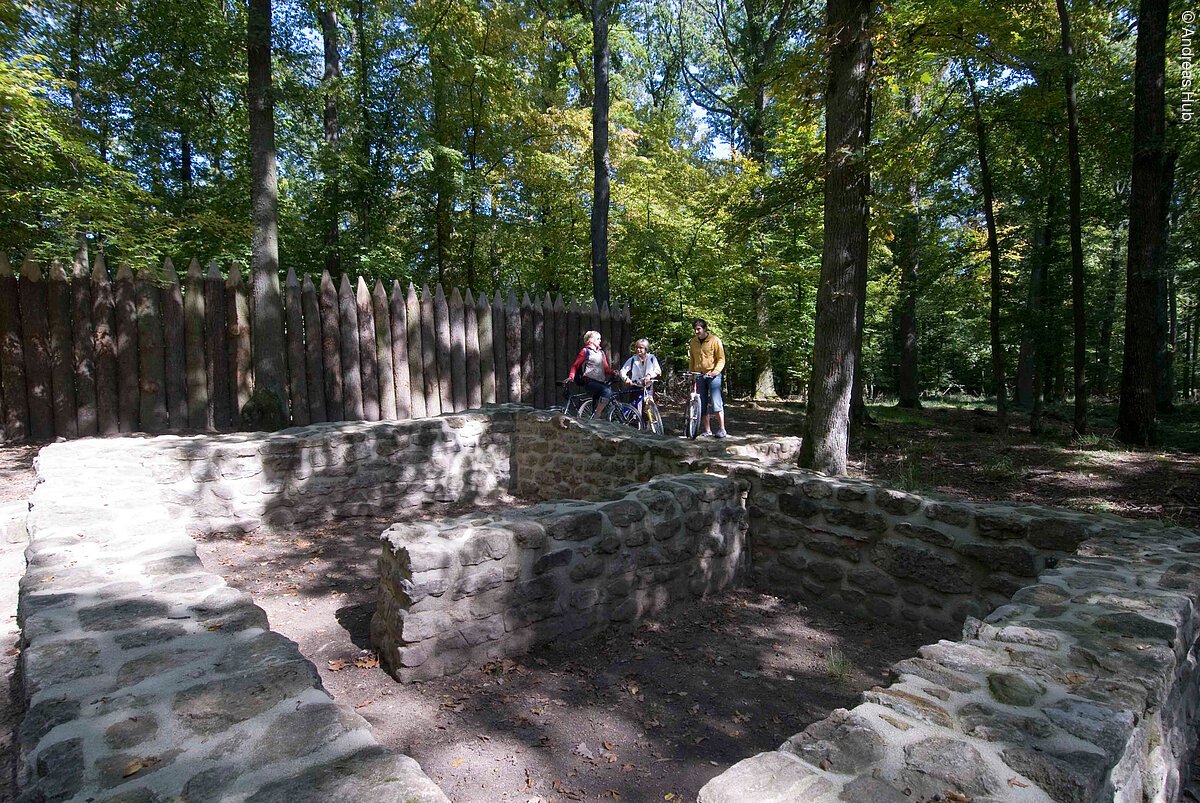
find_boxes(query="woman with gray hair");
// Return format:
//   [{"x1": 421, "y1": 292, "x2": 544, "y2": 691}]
[{"x1": 619, "y1": 338, "x2": 661, "y2": 387}]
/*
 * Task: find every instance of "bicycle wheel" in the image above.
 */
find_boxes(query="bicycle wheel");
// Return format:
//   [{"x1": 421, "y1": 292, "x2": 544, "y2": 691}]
[
  {"x1": 642, "y1": 400, "x2": 665, "y2": 435},
  {"x1": 610, "y1": 402, "x2": 637, "y2": 427},
  {"x1": 686, "y1": 394, "x2": 701, "y2": 439},
  {"x1": 578, "y1": 399, "x2": 614, "y2": 421}
]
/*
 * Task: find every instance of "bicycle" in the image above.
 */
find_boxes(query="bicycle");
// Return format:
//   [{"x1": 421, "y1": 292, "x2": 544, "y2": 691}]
[
  {"x1": 682, "y1": 372, "x2": 705, "y2": 439},
  {"x1": 554, "y1": 381, "x2": 608, "y2": 420},
  {"x1": 606, "y1": 380, "x2": 665, "y2": 435}
]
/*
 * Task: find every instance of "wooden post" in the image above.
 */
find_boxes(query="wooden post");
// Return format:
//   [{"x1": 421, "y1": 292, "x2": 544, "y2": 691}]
[
  {"x1": 477, "y1": 292, "x2": 496, "y2": 405},
  {"x1": 622, "y1": 303, "x2": 632, "y2": 362},
  {"x1": 372, "y1": 280, "x2": 396, "y2": 420},
  {"x1": 464, "y1": 289, "x2": 481, "y2": 409},
  {"x1": 433, "y1": 284, "x2": 453, "y2": 413},
  {"x1": 492, "y1": 290, "x2": 508, "y2": 404},
  {"x1": 227, "y1": 262, "x2": 252, "y2": 423},
  {"x1": 541, "y1": 292, "x2": 555, "y2": 407},
  {"x1": 338, "y1": 275, "x2": 364, "y2": 420},
  {"x1": 449, "y1": 287, "x2": 467, "y2": 412},
  {"x1": 318, "y1": 271, "x2": 344, "y2": 421},
  {"x1": 565, "y1": 300, "x2": 581, "y2": 380},
  {"x1": 161, "y1": 262, "x2": 188, "y2": 429},
  {"x1": 355, "y1": 277, "x2": 380, "y2": 421},
  {"x1": 285, "y1": 268, "x2": 309, "y2": 426},
  {"x1": 301, "y1": 275, "x2": 327, "y2": 423},
  {"x1": 114, "y1": 262, "x2": 139, "y2": 434},
  {"x1": 19, "y1": 260, "x2": 54, "y2": 440},
  {"x1": 599, "y1": 301, "x2": 613, "y2": 368},
  {"x1": 70, "y1": 256, "x2": 97, "y2": 436},
  {"x1": 91, "y1": 256, "x2": 118, "y2": 435},
  {"x1": 390, "y1": 282, "x2": 412, "y2": 419},
  {"x1": 183, "y1": 258, "x2": 209, "y2": 430},
  {"x1": 525, "y1": 293, "x2": 540, "y2": 407},
  {"x1": 507, "y1": 290, "x2": 521, "y2": 404},
  {"x1": 205, "y1": 262, "x2": 231, "y2": 430},
  {"x1": 420, "y1": 286, "x2": 440, "y2": 416},
  {"x1": 611, "y1": 302, "x2": 626, "y2": 367},
  {"x1": 552, "y1": 294, "x2": 566, "y2": 386},
  {"x1": 136, "y1": 267, "x2": 169, "y2": 433},
  {"x1": 405, "y1": 284, "x2": 427, "y2": 419},
  {"x1": 0, "y1": 255, "x2": 28, "y2": 441},
  {"x1": 46, "y1": 261, "x2": 78, "y2": 438}
]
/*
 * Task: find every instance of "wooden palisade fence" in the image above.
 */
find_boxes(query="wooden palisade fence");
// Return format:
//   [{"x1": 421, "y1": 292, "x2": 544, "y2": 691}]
[{"x1": 0, "y1": 254, "x2": 632, "y2": 442}]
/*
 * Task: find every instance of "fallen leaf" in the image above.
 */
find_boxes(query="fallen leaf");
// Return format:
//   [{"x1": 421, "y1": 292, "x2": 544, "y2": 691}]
[
  {"x1": 353, "y1": 699, "x2": 373, "y2": 709},
  {"x1": 451, "y1": 757, "x2": 464, "y2": 768},
  {"x1": 602, "y1": 741, "x2": 615, "y2": 750},
  {"x1": 206, "y1": 623, "x2": 223, "y2": 631},
  {"x1": 1007, "y1": 778, "x2": 1030, "y2": 788},
  {"x1": 604, "y1": 790, "x2": 621, "y2": 799},
  {"x1": 665, "y1": 794, "x2": 675, "y2": 800},
  {"x1": 574, "y1": 742, "x2": 595, "y2": 761},
  {"x1": 123, "y1": 756, "x2": 159, "y2": 777},
  {"x1": 354, "y1": 653, "x2": 380, "y2": 669},
  {"x1": 327, "y1": 659, "x2": 349, "y2": 671}
]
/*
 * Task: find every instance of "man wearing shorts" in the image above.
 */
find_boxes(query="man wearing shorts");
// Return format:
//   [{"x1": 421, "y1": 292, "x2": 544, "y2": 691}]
[{"x1": 689, "y1": 318, "x2": 727, "y2": 437}]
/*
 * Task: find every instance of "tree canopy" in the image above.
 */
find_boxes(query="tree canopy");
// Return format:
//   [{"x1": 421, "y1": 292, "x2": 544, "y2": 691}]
[{"x1": 3, "y1": 0, "x2": 1197, "y2": 428}]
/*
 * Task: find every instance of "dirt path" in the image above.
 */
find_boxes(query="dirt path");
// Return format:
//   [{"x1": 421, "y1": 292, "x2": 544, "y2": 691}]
[{"x1": 194, "y1": 512, "x2": 926, "y2": 802}]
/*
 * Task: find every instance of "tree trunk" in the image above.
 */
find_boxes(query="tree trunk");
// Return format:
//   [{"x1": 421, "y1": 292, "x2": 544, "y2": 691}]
[
  {"x1": 1057, "y1": 0, "x2": 1087, "y2": 436},
  {"x1": 1154, "y1": 149, "x2": 1177, "y2": 412},
  {"x1": 432, "y1": 53, "x2": 454, "y2": 284},
  {"x1": 354, "y1": 0, "x2": 373, "y2": 255},
  {"x1": 180, "y1": 130, "x2": 192, "y2": 203},
  {"x1": 590, "y1": 0, "x2": 610, "y2": 305},
  {"x1": 69, "y1": 0, "x2": 89, "y2": 270},
  {"x1": 964, "y1": 62, "x2": 1007, "y2": 425},
  {"x1": 248, "y1": 0, "x2": 286, "y2": 403},
  {"x1": 1118, "y1": 0, "x2": 1168, "y2": 445},
  {"x1": 1016, "y1": 187, "x2": 1054, "y2": 409},
  {"x1": 798, "y1": 0, "x2": 871, "y2": 475},
  {"x1": 319, "y1": 6, "x2": 342, "y2": 276},
  {"x1": 1095, "y1": 188, "x2": 1127, "y2": 396},
  {"x1": 896, "y1": 175, "x2": 921, "y2": 408}
]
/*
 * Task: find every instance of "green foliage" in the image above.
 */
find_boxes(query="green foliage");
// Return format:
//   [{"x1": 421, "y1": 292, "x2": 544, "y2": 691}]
[{"x1": 2, "y1": 0, "x2": 1196, "y2": 409}]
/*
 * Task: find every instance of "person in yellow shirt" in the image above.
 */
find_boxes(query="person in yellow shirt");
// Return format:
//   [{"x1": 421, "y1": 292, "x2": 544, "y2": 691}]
[{"x1": 688, "y1": 318, "x2": 727, "y2": 437}]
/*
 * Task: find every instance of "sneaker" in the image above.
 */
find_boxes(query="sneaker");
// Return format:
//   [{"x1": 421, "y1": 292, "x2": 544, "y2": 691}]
[
  {"x1": 699, "y1": 431, "x2": 714, "y2": 438},
  {"x1": 715, "y1": 429, "x2": 728, "y2": 438}
]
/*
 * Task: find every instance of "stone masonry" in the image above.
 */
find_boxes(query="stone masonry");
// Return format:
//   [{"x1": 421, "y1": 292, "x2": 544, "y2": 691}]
[
  {"x1": 698, "y1": 525, "x2": 1200, "y2": 802},
  {"x1": 12, "y1": 405, "x2": 1200, "y2": 801},
  {"x1": 730, "y1": 461, "x2": 1139, "y2": 636},
  {"x1": 370, "y1": 473, "x2": 748, "y2": 681},
  {"x1": 18, "y1": 438, "x2": 449, "y2": 802}
]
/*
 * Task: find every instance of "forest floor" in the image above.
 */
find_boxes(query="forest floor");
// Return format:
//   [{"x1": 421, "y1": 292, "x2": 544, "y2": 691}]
[{"x1": 2, "y1": 399, "x2": 1199, "y2": 801}]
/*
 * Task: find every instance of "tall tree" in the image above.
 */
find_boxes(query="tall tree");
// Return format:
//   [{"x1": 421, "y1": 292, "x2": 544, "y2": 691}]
[
  {"x1": 319, "y1": 5, "x2": 342, "y2": 276},
  {"x1": 963, "y1": 61, "x2": 1007, "y2": 425},
  {"x1": 799, "y1": 0, "x2": 870, "y2": 475},
  {"x1": 1056, "y1": 0, "x2": 1087, "y2": 436},
  {"x1": 589, "y1": 0, "x2": 612, "y2": 305},
  {"x1": 248, "y1": 0, "x2": 285, "y2": 403},
  {"x1": 1117, "y1": 0, "x2": 1168, "y2": 445}
]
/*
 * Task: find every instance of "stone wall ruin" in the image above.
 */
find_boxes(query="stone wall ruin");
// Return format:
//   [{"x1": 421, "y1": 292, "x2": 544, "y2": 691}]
[{"x1": 13, "y1": 406, "x2": 1200, "y2": 802}]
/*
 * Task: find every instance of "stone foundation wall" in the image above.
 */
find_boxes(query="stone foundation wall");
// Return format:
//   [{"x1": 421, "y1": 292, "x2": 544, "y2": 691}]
[
  {"x1": 727, "y1": 463, "x2": 1137, "y2": 636},
  {"x1": 144, "y1": 413, "x2": 516, "y2": 535},
  {"x1": 17, "y1": 438, "x2": 448, "y2": 802},
  {"x1": 699, "y1": 525, "x2": 1200, "y2": 803},
  {"x1": 370, "y1": 473, "x2": 748, "y2": 682},
  {"x1": 15, "y1": 407, "x2": 1200, "y2": 802}
]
